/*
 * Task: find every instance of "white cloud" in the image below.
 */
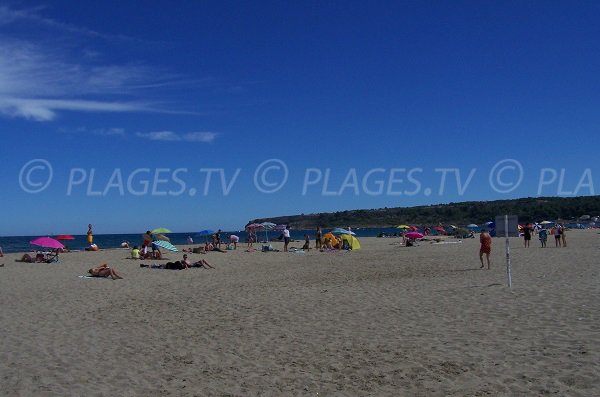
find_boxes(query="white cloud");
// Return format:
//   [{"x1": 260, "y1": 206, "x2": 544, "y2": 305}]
[
  {"x1": 0, "y1": 97, "x2": 158, "y2": 121},
  {"x1": 0, "y1": 5, "x2": 198, "y2": 121},
  {"x1": 137, "y1": 131, "x2": 218, "y2": 143}
]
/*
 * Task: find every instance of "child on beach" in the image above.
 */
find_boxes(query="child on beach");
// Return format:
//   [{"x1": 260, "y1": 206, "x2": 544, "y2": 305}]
[{"x1": 302, "y1": 234, "x2": 310, "y2": 250}]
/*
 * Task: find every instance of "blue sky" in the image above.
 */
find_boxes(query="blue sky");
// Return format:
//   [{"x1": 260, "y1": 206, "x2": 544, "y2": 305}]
[{"x1": 1, "y1": 1, "x2": 599, "y2": 235}]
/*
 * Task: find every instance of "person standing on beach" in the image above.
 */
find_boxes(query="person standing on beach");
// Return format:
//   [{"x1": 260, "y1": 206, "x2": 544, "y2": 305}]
[
  {"x1": 246, "y1": 227, "x2": 256, "y2": 249},
  {"x1": 479, "y1": 230, "x2": 492, "y2": 269},
  {"x1": 283, "y1": 225, "x2": 291, "y2": 252},
  {"x1": 214, "y1": 229, "x2": 222, "y2": 249},
  {"x1": 315, "y1": 227, "x2": 322, "y2": 249},
  {"x1": 538, "y1": 228, "x2": 548, "y2": 248},
  {"x1": 87, "y1": 224, "x2": 93, "y2": 246},
  {"x1": 554, "y1": 224, "x2": 562, "y2": 247},
  {"x1": 523, "y1": 223, "x2": 532, "y2": 248},
  {"x1": 560, "y1": 223, "x2": 567, "y2": 247}
]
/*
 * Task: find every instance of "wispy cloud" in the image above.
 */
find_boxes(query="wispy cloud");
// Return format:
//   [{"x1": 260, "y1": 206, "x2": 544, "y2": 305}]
[
  {"x1": 0, "y1": 4, "x2": 131, "y2": 40},
  {"x1": 136, "y1": 131, "x2": 218, "y2": 143},
  {"x1": 0, "y1": 97, "x2": 163, "y2": 121},
  {"x1": 91, "y1": 127, "x2": 125, "y2": 136},
  {"x1": 0, "y1": 5, "x2": 202, "y2": 121}
]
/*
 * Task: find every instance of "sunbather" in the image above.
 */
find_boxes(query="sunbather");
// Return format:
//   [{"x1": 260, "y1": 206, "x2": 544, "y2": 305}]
[
  {"x1": 16, "y1": 252, "x2": 47, "y2": 263},
  {"x1": 88, "y1": 263, "x2": 123, "y2": 279}
]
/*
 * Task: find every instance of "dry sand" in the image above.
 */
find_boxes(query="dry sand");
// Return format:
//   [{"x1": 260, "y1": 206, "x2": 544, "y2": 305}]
[{"x1": 1, "y1": 230, "x2": 598, "y2": 396}]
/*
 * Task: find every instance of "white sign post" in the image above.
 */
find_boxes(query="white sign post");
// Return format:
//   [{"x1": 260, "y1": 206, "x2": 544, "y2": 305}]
[
  {"x1": 504, "y1": 215, "x2": 512, "y2": 289},
  {"x1": 495, "y1": 214, "x2": 518, "y2": 289}
]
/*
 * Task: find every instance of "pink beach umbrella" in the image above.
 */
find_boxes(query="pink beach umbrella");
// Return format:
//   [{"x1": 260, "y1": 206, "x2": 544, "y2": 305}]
[
  {"x1": 405, "y1": 232, "x2": 424, "y2": 240},
  {"x1": 30, "y1": 237, "x2": 65, "y2": 250}
]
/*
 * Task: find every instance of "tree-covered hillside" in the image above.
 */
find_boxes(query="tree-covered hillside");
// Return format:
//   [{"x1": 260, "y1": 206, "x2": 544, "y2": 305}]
[{"x1": 249, "y1": 196, "x2": 600, "y2": 228}]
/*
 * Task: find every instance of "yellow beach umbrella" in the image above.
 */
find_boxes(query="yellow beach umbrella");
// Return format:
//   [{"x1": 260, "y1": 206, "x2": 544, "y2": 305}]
[{"x1": 396, "y1": 225, "x2": 411, "y2": 229}]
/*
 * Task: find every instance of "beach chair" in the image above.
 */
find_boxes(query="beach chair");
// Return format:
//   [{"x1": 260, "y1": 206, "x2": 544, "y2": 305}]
[{"x1": 45, "y1": 251, "x2": 60, "y2": 263}]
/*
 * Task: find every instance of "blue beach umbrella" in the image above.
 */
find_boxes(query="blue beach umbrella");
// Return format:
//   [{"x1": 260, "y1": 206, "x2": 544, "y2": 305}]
[{"x1": 196, "y1": 229, "x2": 214, "y2": 243}]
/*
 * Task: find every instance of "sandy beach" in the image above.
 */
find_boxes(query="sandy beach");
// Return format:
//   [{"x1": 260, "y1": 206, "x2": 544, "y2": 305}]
[{"x1": 1, "y1": 230, "x2": 598, "y2": 396}]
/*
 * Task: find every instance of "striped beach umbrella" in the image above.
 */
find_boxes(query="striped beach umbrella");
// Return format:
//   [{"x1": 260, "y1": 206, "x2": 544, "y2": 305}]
[{"x1": 152, "y1": 240, "x2": 178, "y2": 252}]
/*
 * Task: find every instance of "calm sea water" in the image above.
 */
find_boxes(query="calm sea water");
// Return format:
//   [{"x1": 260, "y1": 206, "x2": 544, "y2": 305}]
[{"x1": 0, "y1": 228, "x2": 411, "y2": 253}]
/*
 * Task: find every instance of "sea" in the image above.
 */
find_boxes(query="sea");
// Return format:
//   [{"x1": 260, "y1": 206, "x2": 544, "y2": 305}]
[{"x1": 0, "y1": 227, "x2": 410, "y2": 254}]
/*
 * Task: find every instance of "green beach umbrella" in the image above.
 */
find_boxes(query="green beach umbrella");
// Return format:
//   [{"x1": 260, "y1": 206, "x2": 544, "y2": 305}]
[{"x1": 151, "y1": 227, "x2": 172, "y2": 234}]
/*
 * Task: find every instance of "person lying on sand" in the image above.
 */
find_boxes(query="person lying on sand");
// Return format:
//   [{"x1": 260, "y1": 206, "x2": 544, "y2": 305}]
[
  {"x1": 16, "y1": 252, "x2": 48, "y2": 263},
  {"x1": 204, "y1": 242, "x2": 226, "y2": 253},
  {"x1": 88, "y1": 263, "x2": 123, "y2": 279},
  {"x1": 183, "y1": 254, "x2": 215, "y2": 269}
]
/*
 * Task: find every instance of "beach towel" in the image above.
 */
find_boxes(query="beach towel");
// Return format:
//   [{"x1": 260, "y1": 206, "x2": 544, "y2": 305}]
[{"x1": 78, "y1": 275, "x2": 110, "y2": 279}]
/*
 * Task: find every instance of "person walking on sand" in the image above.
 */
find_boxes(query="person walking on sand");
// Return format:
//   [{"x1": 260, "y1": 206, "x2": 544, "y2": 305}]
[
  {"x1": 87, "y1": 224, "x2": 93, "y2": 246},
  {"x1": 283, "y1": 225, "x2": 290, "y2": 252},
  {"x1": 479, "y1": 230, "x2": 492, "y2": 269}
]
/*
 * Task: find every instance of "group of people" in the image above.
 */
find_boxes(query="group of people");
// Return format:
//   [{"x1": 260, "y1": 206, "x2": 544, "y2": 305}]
[
  {"x1": 480, "y1": 222, "x2": 571, "y2": 270},
  {"x1": 17, "y1": 251, "x2": 60, "y2": 263},
  {"x1": 522, "y1": 223, "x2": 567, "y2": 248}
]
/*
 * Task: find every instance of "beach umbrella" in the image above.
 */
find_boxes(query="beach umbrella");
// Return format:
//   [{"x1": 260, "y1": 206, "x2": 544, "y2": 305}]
[
  {"x1": 540, "y1": 221, "x2": 552, "y2": 225},
  {"x1": 396, "y1": 225, "x2": 411, "y2": 229},
  {"x1": 332, "y1": 227, "x2": 356, "y2": 235},
  {"x1": 405, "y1": 232, "x2": 424, "y2": 240},
  {"x1": 151, "y1": 227, "x2": 172, "y2": 234},
  {"x1": 55, "y1": 235, "x2": 75, "y2": 240},
  {"x1": 467, "y1": 224, "x2": 479, "y2": 228},
  {"x1": 260, "y1": 222, "x2": 276, "y2": 242},
  {"x1": 30, "y1": 237, "x2": 65, "y2": 250},
  {"x1": 154, "y1": 234, "x2": 170, "y2": 242},
  {"x1": 152, "y1": 240, "x2": 178, "y2": 252},
  {"x1": 197, "y1": 229, "x2": 214, "y2": 243}
]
